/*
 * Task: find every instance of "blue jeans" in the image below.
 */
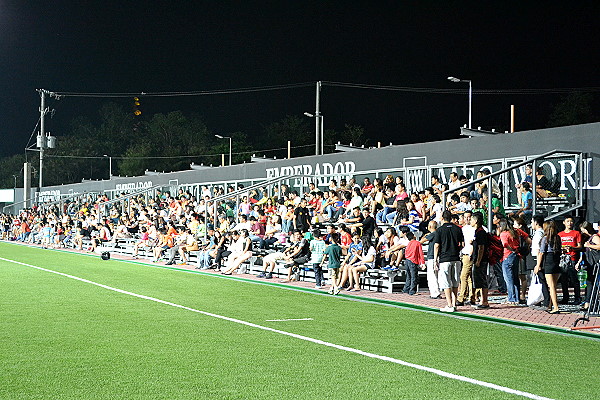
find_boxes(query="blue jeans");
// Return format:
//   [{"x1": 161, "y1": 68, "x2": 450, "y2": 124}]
[
  {"x1": 501, "y1": 252, "x2": 520, "y2": 302},
  {"x1": 385, "y1": 211, "x2": 397, "y2": 224},
  {"x1": 325, "y1": 205, "x2": 338, "y2": 219},
  {"x1": 281, "y1": 219, "x2": 293, "y2": 233},
  {"x1": 199, "y1": 250, "x2": 213, "y2": 269},
  {"x1": 313, "y1": 263, "x2": 324, "y2": 286},
  {"x1": 403, "y1": 260, "x2": 419, "y2": 295},
  {"x1": 377, "y1": 206, "x2": 394, "y2": 224}
]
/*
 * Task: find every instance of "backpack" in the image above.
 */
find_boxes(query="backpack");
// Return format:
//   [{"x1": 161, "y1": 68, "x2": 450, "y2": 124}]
[{"x1": 487, "y1": 233, "x2": 504, "y2": 265}]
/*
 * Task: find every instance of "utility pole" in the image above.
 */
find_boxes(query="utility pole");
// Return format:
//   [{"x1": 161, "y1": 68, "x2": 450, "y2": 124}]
[
  {"x1": 36, "y1": 89, "x2": 57, "y2": 199},
  {"x1": 38, "y1": 89, "x2": 47, "y2": 190},
  {"x1": 315, "y1": 81, "x2": 323, "y2": 156}
]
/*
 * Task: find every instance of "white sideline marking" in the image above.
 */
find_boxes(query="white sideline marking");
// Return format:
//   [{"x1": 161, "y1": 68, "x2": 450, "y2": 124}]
[
  {"x1": 2, "y1": 256, "x2": 554, "y2": 400},
  {"x1": 265, "y1": 318, "x2": 313, "y2": 322}
]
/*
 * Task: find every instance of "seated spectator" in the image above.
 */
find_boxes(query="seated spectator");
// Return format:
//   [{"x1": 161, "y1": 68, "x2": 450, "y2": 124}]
[
  {"x1": 260, "y1": 215, "x2": 282, "y2": 249},
  {"x1": 222, "y1": 229, "x2": 253, "y2": 275},
  {"x1": 178, "y1": 228, "x2": 200, "y2": 265},
  {"x1": 448, "y1": 172, "x2": 461, "y2": 191},
  {"x1": 346, "y1": 237, "x2": 376, "y2": 292},
  {"x1": 197, "y1": 229, "x2": 219, "y2": 269},
  {"x1": 280, "y1": 230, "x2": 311, "y2": 282},
  {"x1": 257, "y1": 239, "x2": 298, "y2": 279},
  {"x1": 361, "y1": 177, "x2": 374, "y2": 195},
  {"x1": 510, "y1": 182, "x2": 533, "y2": 218},
  {"x1": 376, "y1": 187, "x2": 396, "y2": 223},
  {"x1": 535, "y1": 167, "x2": 556, "y2": 198},
  {"x1": 397, "y1": 200, "x2": 421, "y2": 233}
]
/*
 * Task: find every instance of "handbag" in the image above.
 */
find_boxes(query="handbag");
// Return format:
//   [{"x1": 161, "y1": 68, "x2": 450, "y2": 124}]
[
  {"x1": 527, "y1": 272, "x2": 544, "y2": 306},
  {"x1": 559, "y1": 254, "x2": 572, "y2": 273}
]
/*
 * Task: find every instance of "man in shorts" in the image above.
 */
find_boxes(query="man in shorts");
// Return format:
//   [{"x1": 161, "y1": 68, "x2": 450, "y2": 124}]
[{"x1": 433, "y1": 210, "x2": 464, "y2": 312}]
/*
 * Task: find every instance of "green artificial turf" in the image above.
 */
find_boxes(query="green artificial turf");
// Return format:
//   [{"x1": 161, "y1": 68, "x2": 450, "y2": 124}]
[{"x1": 1, "y1": 242, "x2": 599, "y2": 399}]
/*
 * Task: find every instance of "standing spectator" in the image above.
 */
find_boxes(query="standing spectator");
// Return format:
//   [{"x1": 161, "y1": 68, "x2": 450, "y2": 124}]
[
  {"x1": 457, "y1": 211, "x2": 475, "y2": 306},
  {"x1": 498, "y1": 219, "x2": 520, "y2": 305},
  {"x1": 558, "y1": 216, "x2": 582, "y2": 304},
  {"x1": 433, "y1": 210, "x2": 464, "y2": 312},
  {"x1": 309, "y1": 229, "x2": 327, "y2": 289},
  {"x1": 534, "y1": 220, "x2": 563, "y2": 314},
  {"x1": 403, "y1": 232, "x2": 425, "y2": 295},
  {"x1": 322, "y1": 232, "x2": 343, "y2": 295},
  {"x1": 471, "y1": 212, "x2": 491, "y2": 309},
  {"x1": 580, "y1": 221, "x2": 600, "y2": 311},
  {"x1": 513, "y1": 217, "x2": 532, "y2": 304},
  {"x1": 421, "y1": 220, "x2": 440, "y2": 299},
  {"x1": 529, "y1": 216, "x2": 549, "y2": 309},
  {"x1": 293, "y1": 199, "x2": 311, "y2": 233}
]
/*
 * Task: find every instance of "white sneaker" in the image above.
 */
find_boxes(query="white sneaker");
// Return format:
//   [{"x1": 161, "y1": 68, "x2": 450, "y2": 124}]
[{"x1": 440, "y1": 306, "x2": 455, "y2": 312}]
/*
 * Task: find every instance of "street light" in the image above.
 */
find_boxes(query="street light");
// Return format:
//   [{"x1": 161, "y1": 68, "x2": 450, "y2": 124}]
[
  {"x1": 303, "y1": 112, "x2": 324, "y2": 156},
  {"x1": 448, "y1": 76, "x2": 472, "y2": 129},
  {"x1": 215, "y1": 135, "x2": 232, "y2": 166},
  {"x1": 103, "y1": 154, "x2": 112, "y2": 179}
]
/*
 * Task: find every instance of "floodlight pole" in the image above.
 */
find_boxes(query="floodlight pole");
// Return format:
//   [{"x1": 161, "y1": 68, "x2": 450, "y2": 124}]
[
  {"x1": 448, "y1": 77, "x2": 472, "y2": 129},
  {"x1": 103, "y1": 154, "x2": 113, "y2": 178},
  {"x1": 215, "y1": 135, "x2": 232, "y2": 166}
]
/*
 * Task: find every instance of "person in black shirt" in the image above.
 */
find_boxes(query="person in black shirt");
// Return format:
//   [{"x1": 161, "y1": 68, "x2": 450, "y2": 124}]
[
  {"x1": 470, "y1": 212, "x2": 490, "y2": 309},
  {"x1": 293, "y1": 199, "x2": 311, "y2": 233},
  {"x1": 535, "y1": 167, "x2": 554, "y2": 198},
  {"x1": 434, "y1": 210, "x2": 464, "y2": 312},
  {"x1": 356, "y1": 208, "x2": 376, "y2": 242}
]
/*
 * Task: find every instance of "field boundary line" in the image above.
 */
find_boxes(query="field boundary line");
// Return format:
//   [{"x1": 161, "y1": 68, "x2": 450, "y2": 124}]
[{"x1": 1, "y1": 255, "x2": 555, "y2": 400}]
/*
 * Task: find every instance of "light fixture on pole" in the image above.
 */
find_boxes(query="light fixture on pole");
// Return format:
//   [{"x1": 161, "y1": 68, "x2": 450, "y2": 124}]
[
  {"x1": 448, "y1": 76, "x2": 472, "y2": 129},
  {"x1": 215, "y1": 134, "x2": 232, "y2": 166},
  {"x1": 103, "y1": 154, "x2": 112, "y2": 179}
]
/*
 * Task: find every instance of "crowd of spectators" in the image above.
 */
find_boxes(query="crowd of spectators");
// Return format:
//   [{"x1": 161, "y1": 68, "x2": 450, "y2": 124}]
[{"x1": 1, "y1": 168, "x2": 597, "y2": 314}]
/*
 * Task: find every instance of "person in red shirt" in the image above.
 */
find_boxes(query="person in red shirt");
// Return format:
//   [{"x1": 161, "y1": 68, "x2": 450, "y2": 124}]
[
  {"x1": 403, "y1": 231, "x2": 425, "y2": 295},
  {"x1": 558, "y1": 216, "x2": 582, "y2": 304},
  {"x1": 361, "y1": 178, "x2": 374, "y2": 195},
  {"x1": 499, "y1": 219, "x2": 521, "y2": 304}
]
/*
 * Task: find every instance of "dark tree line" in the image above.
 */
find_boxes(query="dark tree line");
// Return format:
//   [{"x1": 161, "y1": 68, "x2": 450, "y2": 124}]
[{"x1": 0, "y1": 103, "x2": 369, "y2": 188}]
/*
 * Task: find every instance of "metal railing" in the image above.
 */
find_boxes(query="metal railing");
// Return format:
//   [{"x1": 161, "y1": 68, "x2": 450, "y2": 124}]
[{"x1": 442, "y1": 149, "x2": 584, "y2": 228}]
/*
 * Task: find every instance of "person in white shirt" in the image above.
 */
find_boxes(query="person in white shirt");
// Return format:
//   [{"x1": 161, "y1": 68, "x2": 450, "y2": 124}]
[
  {"x1": 530, "y1": 215, "x2": 549, "y2": 309},
  {"x1": 448, "y1": 172, "x2": 461, "y2": 191},
  {"x1": 457, "y1": 211, "x2": 476, "y2": 305}
]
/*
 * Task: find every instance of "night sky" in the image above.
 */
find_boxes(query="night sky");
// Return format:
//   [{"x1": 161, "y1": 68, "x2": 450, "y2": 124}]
[{"x1": 1, "y1": 1, "x2": 598, "y2": 158}]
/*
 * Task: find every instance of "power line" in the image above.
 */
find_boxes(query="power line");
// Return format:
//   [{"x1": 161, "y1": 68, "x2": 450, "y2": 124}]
[
  {"x1": 51, "y1": 82, "x2": 315, "y2": 98},
  {"x1": 43, "y1": 81, "x2": 600, "y2": 99},
  {"x1": 322, "y1": 81, "x2": 600, "y2": 95}
]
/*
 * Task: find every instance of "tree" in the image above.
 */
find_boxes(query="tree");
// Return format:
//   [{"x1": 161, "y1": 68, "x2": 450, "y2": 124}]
[
  {"x1": 547, "y1": 92, "x2": 595, "y2": 128},
  {"x1": 260, "y1": 115, "x2": 312, "y2": 158}
]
